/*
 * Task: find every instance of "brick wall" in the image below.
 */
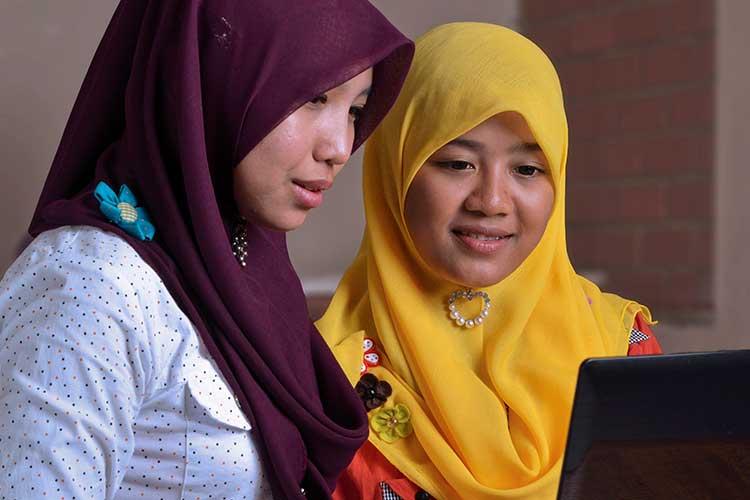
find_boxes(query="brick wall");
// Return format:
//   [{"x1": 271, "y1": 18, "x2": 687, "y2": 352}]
[{"x1": 522, "y1": 0, "x2": 715, "y2": 320}]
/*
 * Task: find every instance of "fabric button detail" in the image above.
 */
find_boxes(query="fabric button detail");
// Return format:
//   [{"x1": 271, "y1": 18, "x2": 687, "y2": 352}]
[
  {"x1": 356, "y1": 373, "x2": 392, "y2": 411},
  {"x1": 94, "y1": 181, "x2": 156, "y2": 241},
  {"x1": 361, "y1": 337, "x2": 381, "y2": 375},
  {"x1": 371, "y1": 403, "x2": 413, "y2": 443}
]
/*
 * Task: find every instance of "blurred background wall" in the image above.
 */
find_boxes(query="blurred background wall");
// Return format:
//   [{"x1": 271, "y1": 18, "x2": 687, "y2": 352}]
[
  {"x1": 1, "y1": 1, "x2": 748, "y2": 351},
  {"x1": 0, "y1": 1, "x2": 120, "y2": 263}
]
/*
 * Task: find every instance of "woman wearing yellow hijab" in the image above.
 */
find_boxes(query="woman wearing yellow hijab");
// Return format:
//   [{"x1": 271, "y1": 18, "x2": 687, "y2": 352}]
[{"x1": 318, "y1": 23, "x2": 660, "y2": 500}]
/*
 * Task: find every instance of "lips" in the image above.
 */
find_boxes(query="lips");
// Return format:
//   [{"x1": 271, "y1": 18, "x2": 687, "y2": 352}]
[
  {"x1": 452, "y1": 226, "x2": 513, "y2": 254},
  {"x1": 293, "y1": 179, "x2": 332, "y2": 192},
  {"x1": 292, "y1": 178, "x2": 332, "y2": 209}
]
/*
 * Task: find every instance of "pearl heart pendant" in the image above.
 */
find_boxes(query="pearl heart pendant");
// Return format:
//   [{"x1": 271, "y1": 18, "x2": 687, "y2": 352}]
[{"x1": 447, "y1": 289, "x2": 491, "y2": 329}]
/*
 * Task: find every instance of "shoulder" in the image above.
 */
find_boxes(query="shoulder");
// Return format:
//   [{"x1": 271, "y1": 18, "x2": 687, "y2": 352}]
[
  {"x1": 627, "y1": 312, "x2": 662, "y2": 356},
  {"x1": 12, "y1": 225, "x2": 150, "y2": 278},
  {"x1": 1, "y1": 226, "x2": 204, "y2": 394},
  {"x1": 4, "y1": 225, "x2": 168, "y2": 301},
  {"x1": 1, "y1": 226, "x2": 174, "y2": 353}
]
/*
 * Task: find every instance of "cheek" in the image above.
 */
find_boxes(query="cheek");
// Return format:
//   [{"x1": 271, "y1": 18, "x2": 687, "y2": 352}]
[
  {"x1": 404, "y1": 173, "x2": 469, "y2": 275},
  {"x1": 234, "y1": 118, "x2": 309, "y2": 189},
  {"x1": 520, "y1": 181, "x2": 555, "y2": 238},
  {"x1": 251, "y1": 112, "x2": 309, "y2": 172},
  {"x1": 257, "y1": 125, "x2": 298, "y2": 168},
  {"x1": 405, "y1": 176, "x2": 448, "y2": 245},
  {"x1": 233, "y1": 158, "x2": 269, "y2": 219}
]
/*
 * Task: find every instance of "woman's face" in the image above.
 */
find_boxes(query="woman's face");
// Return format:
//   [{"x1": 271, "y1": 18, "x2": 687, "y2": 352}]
[
  {"x1": 404, "y1": 112, "x2": 555, "y2": 288},
  {"x1": 233, "y1": 68, "x2": 373, "y2": 231}
]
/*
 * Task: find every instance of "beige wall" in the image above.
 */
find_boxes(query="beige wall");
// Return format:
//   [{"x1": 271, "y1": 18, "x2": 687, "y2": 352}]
[
  {"x1": 0, "y1": 1, "x2": 119, "y2": 270},
  {"x1": 715, "y1": 0, "x2": 750, "y2": 349},
  {"x1": 288, "y1": 0, "x2": 521, "y2": 293}
]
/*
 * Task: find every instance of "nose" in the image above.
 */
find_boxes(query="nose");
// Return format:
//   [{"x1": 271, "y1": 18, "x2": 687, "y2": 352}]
[
  {"x1": 313, "y1": 113, "x2": 354, "y2": 171},
  {"x1": 464, "y1": 167, "x2": 512, "y2": 216}
]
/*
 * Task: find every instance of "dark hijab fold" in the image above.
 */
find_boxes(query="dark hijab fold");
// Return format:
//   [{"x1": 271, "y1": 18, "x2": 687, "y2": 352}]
[{"x1": 29, "y1": 0, "x2": 413, "y2": 497}]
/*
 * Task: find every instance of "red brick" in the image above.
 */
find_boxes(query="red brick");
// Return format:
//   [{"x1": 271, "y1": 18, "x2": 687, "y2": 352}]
[
  {"x1": 566, "y1": 102, "x2": 595, "y2": 136},
  {"x1": 690, "y1": 227, "x2": 714, "y2": 268},
  {"x1": 568, "y1": 14, "x2": 616, "y2": 55},
  {"x1": 667, "y1": 0, "x2": 715, "y2": 36},
  {"x1": 528, "y1": 23, "x2": 572, "y2": 60},
  {"x1": 566, "y1": 143, "x2": 595, "y2": 181},
  {"x1": 637, "y1": 227, "x2": 710, "y2": 268},
  {"x1": 568, "y1": 226, "x2": 638, "y2": 268},
  {"x1": 605, "y1": 269, "x2": 667, "y2": 306},
  {"x1": 586, "y1": 137, "x2": 646, "y2": 178},
  {"x1": 612, "y1": 0, "x2": 714, "y2": 47},
  {"x1": 618, "y1": 184, "x2": 666, "y2": 220},
  {"x1": 567, "y1": 183, "x2": 665, "y2": 223},
  {"x1": 567, "y1": 183, "x2": 619, "y2": 221},
  {"x1": 609, "y1": 268, "x2": 712, "y2": 313},
  {"x1": 667, "y1": 86, "x2": 714, "y2": 129},
  {"x1": 641, "y1": 40, "x2": 714, "y2": 87},
  {"x1": 661, "y1": 270, "x2": 713, "y2": 309},
  {"x1": 523, "y1": 0, "x2": 560, "y2": 21},
  {"x1": 523, "y1": 0, "x2": 603, "y2": 22},
  {"x1": 592, "y1": 53, "x2": 641, "y2": 93},
  {"x1": 557, "y1": 59, "x2": 597, "y2": 98},
  {"x1": 617, "y1": 87, "x2": 714, "y2": 134},
  {"x1": 591, "y1": 99, "x2": 623, "y2": 135},
  {"x1": 567, "y1": 101, "x2": 615, "y2": 143},
  {"x1": 598, "y1": 143, "x2": 644, "y2": 178},
  {"x1": 613, "y1": 3, "x2": 676, "y2": 46},
  {"x1": 637, "y1": 134, "x2": 713, "y2": 174},
  {"x1": 665, "y1": 179, "x2": 714, "y2": 219},
  {"x1": 618, "y1": 95, "x2": 671, "y2": 134},
  {"x1": 570, "y1": 132, "x2": 712, "y2": 183},
  {"x1": 606, "y1": 266, "x2": 713, "y2": 313}
]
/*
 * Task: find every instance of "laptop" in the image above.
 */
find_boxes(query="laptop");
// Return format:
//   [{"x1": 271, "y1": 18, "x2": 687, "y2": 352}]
[{"x1": 557, "y1": 350, "x2": 750, "y2": 500}]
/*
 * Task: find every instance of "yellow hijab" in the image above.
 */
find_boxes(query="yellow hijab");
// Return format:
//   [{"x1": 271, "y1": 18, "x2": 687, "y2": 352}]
[{"x1": 317, "y1": 23, "x2": 651, "y2": 499}]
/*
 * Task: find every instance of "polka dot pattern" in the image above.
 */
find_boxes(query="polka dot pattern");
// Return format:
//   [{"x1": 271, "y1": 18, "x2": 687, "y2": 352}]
[{"x1": 0, "y1": 226, "x2": 272, "y2": 499}]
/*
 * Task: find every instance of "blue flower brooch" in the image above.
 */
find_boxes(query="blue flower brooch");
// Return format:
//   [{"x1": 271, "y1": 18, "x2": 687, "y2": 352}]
[{"x1": 94, "y1": 181, "x2": 155, "y2": 241}]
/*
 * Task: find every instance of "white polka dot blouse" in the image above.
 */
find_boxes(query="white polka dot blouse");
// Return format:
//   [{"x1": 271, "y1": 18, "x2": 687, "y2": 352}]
[{"x1": 0, "y1": 226, "x2": 273, "y2": 499}]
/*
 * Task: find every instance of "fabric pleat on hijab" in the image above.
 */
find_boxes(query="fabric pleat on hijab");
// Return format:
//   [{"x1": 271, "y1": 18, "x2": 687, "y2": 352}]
[
  {"x1": 317, "y1": 23, "x2": 651, "y2": 500},
  {"x1": 28, "y1": 0, "x2": 413, "y2": 497}
]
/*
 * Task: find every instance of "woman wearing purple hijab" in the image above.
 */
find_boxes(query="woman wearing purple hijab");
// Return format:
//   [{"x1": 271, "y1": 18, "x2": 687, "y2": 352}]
[{"x1": 0, "y1": 1, "x2": 412, "y2": 498}]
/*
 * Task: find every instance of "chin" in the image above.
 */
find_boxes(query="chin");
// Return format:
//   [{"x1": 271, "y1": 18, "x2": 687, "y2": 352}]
[
  {"x1": 450, "y1": 267, "x2": 509, "y2": 289},
  {"x1": 250, "y1": 212, "x2": 307, "y2": 232}
]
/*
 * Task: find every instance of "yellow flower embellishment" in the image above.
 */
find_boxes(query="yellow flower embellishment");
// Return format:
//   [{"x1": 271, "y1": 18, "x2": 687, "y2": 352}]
[{"x1": 370, "y1": 403, "x2": 413, "y2": 443}]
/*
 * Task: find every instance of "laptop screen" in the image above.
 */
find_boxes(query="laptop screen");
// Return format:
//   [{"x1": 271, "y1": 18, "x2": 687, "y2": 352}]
[{"x1": 557, "y1": 350, "x2": 750, "y2": 500}]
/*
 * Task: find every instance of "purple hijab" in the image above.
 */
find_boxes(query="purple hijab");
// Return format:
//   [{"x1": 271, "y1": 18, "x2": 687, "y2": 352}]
[{"x1": 29, "y1": 0, "x2": 413, "y2": 497}]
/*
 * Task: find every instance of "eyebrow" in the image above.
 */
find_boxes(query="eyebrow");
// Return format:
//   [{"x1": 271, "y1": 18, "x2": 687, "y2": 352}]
[
  {"x1": 358, "y1": 87, "x2": 372, "y2": 98},
  {"x1": 508, "y1": 142, "x2": 542, "y2": 154},
  {"x1": 443, "y1": 138, "x2": 485, "y2": 152},
  {"x1": 442, "y1": 138, "x2": 542, "y2": 155}
]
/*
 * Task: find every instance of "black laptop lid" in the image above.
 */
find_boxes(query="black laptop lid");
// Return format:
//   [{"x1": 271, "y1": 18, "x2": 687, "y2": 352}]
[{"x1": 557, "y1": 350, "x2": 750, "y2": 500}]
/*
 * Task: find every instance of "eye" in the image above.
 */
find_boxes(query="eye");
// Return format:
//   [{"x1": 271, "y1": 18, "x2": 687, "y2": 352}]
[
  {"x1": 436, "y1": 160, "x2": 475, "y2": 171},
  {"x1": 349, "y1": 105, "x2": 365, "y2": 122},
  {"x1": 514, "y1": 165, "x2": 544, "y2": 177},
  {"x1": 309, "y1": 94, "x2": 328, "y2": 105}
]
